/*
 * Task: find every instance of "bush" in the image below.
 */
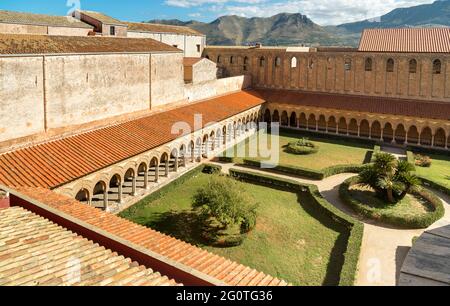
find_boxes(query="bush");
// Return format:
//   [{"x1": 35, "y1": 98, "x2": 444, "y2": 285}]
[
  {"x1": 415, "y1": 154, "x2": 432, "y2": 168},
  {"x1": 340, "y1": 176, "x2": 445, "y2": 229},
  {"x1": 202, "y1": 163, "x2": 222, "y2": 174},
  {"x1": 193, "y1": 174, "x2": 258, "y2": 230},
  {"x1": 285, "y1": 138, "x2": 319, "y2": 155},
  {"x1": 229, "y1": 168, "x2": 363, "y2": 286},
  {"x1": 371, "y1": 145, "x2": 381, "y2": 163},
  {"x1": 406, "y1": 151, "x2": 416, "y2": 167}
]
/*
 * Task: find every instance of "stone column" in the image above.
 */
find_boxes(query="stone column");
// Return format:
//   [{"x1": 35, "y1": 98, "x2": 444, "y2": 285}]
[
  {"x1": 144, "y1": 170, "x2": 149, "y2": 189},
  {"x1": 118, "y1": 184, "x2": 123, "y2": 203},
  {"x1": 132, "y1": 176, "x2": 137, "y2": 196},
  {"x1": 103, "y1": 189, "x2": 109, "y2": 210},
  {"x1": 155, "y1": 167, "x2": 159, "y2": 183}
]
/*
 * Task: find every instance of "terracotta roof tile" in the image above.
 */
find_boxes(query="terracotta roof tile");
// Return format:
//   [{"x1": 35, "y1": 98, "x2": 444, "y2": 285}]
[
  {"x1": 0, "y1": 90, "x2": 265, "y2": 189},
  {"x1": 77, "y1": 10, "x2": 124, "y2": 26},
  {"x1": 254, "y1": 89, "x2": 450, "y2": 121},
  {"x1": 125, "y1": 22, "x2": 203, "y2": 36},
  {"x1": 358, "y1": 28, "x2": 450, "y2": 53},
  {"x1": 184, "y1": 57, "x2": 203, "y2": 66},
  {"x1": 0, "y1": 34, "x2": 180, "y2": 55},
  {"x1": 0, "y1": 206, "x2": 179, "y2": 286},
  {"x1": 0, "y1": 10, "x2": 93, "y2": 29},
  {"x1": 9, "y1": 187, "x2": 288, "y2": 286}
]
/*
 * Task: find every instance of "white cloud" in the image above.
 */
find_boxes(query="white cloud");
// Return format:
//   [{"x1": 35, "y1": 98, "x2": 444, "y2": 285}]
[{"x1": 164, "y1": 0, "x2": 436, "y2": 25}]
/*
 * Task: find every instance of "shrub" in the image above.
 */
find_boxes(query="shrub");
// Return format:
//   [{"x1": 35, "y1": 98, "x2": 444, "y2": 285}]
[
  {"x1": 415, "y1": 154, "x2": 432, "y2": 168},
  {"x1": 340, "y1": 176, "x2": 444, "y2": 229},
  {"x1": 406, "y1": 151, "x2": 416, "y2": 168},
  {"x1": 192, "y1": 174, "x2": 258, "y2": 230},
  {"x1": 202, "y1": 163, "x2": 222, "y2": 174},
  {"x1": 285, "y1": 138, "x2": 319, "y2": 155}
]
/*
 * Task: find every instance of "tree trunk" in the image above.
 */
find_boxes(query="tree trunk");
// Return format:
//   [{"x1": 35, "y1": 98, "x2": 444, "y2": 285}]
[{"x1": 386, "y1": 188, "x2": 395, "y2": 204}]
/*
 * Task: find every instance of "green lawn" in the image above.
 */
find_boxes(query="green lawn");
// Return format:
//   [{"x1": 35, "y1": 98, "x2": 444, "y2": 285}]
[
  {"x1": 415, "y1": 153, "x2": 450, "y2": 189},
  {"x1": 121, "y1": 172, "x2": 349, "y2": 286},
  {"x1": 222, "y1": 130, "x2": 372, "y2": 170}
]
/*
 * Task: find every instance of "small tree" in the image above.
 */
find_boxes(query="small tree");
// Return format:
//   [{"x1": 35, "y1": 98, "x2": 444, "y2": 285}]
[
  {"x1": 193, "y1": 174, "x2": 258, "y2": 231},
  {"x1": 359, "y1": 153, "x2": 420, "y2": 204}
]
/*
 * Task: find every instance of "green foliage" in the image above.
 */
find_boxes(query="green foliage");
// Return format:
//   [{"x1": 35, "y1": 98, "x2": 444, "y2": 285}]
[
  {"x1": 371, "y1": 145, "x2": 381, "y2": 163},
  {"x1": 202, "y1": 163, "x2": 222, "y2": 174},
  {"x1": 358, "y1": 153, "x2": 420, "y2": 203},
  {"x1": 340, "y1": 176, "x2": 445, "y2": 229},
  {"x1": 229, "y1": 168, "x2": 363, "y2": 286},
  {"x1": 415, "y1": 154, "x2": 432, "y2": 168},
  {"x1": 285, "y1": 138, "x2": 319, "y2": 155},
  {"x1": 192, "y1": 174, "x2": 258, "y2": 230}
]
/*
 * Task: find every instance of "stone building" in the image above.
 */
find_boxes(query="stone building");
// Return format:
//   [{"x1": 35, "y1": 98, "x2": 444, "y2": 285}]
[
  {"x1": 0, "y1": 10, "x2": 93, "y2": 36},
  {"x1": 203, "y1": 28, "x2": 450, "y2": 151},
  {"x1": 74, "y1": 10, "x2": 128, "y2": 37}
]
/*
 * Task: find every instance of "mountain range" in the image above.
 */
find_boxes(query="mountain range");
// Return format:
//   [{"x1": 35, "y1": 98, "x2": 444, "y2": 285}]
[{"x1": 147, "y1": 0, "x2": 450, "y2": 47}]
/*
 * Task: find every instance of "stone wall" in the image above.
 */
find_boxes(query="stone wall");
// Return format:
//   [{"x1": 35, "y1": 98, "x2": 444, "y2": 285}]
[
  {"x1": 191, "y1": 59, "x2": 218, "y2": 84},
  {"x1": 0, "y1": 22, "x2": 91, "y2": 36},
  {"x1": 184, "y1": 75, "x2": 251, "y2": 102},
  {"x1": 204, "y1": 47, "x2": 450, "y2": 102}
]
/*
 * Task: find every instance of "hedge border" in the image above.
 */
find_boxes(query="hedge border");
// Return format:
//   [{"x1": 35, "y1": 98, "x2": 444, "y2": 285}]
[
  {"x1": 229, "y1": 168, "x2": 363, "y2": 286},
  {"x1": 418, "y1": 176, "x2": 450, "y2": 196},
  {"x1": 119, "y1": 163, "x2": 222, "y2": 218},
  {"x1": 339, "y1": 176, "x2": 445, "y2": 229}
]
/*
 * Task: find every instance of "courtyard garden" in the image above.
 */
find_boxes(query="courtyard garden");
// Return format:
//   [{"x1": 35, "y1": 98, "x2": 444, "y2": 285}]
[
  {"x1": 120, "y1": 165, "x2": 361, "y2": 286},
  {"x1": 413, "y1": 152, "x2": 450, "y2": 191},
  {"x1": 220, "y1": 129, "x2": 373, "y2": 179},
  {"x1": 340, "y1": 153, "x2": 444, "y2": 228}
]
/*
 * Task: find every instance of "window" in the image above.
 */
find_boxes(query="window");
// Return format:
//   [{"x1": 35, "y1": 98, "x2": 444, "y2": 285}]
[
  {"x1": 217, "y1": 55, "x2": 222, "y2": 63},
  {"x1": 344, "y1": 58, "x2": 352, "y2": 71},
  {"x1": 309, "y1": 58, "x2": 314, "y2": 69},
  {"x1": 173, "y1": 45, "x2": 178, "y2": 48},
  {"x1": 196, "y1": 44, "x2": 201, "y2": 53},
  {"x1": 365, "y1": 58, "x2": 373, "y2": 71},
  {"x1": 409, "y1": 59, "x2": 417, "y2": 74},
  {"x1": 259, "y1": 57, "x2": 265, "y2": 67},
  {"x1": 433, "y1": 59, "x2": 441, "y2": 74},
  {"x1": 230, "y1": 56, "x2": 234, "y2": 64},
  {"x1": 274, "y1": 57, "x2": 281, "y2": 67},
  {"x1": 386, "y1": 58, "x2": 394, "y2": 72},
  {"x1": 243, "y1": 57, "x2": 249, "y2": 71},
  {"x1": 110, "y1": 26, "x2": 116, "y2": 36},
  {"x1": 291, "y1": 57, "x2": 297, "y2": 68}
]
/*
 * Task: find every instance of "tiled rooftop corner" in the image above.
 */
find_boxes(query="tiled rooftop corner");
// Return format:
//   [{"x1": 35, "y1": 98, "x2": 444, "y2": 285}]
[{"x1": 3, "y1": 185, "x2": 290, "y2": 287}]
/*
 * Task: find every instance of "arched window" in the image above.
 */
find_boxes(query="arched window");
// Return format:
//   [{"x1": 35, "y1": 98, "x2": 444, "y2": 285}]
[
  {"x1": 365, "y1": 58, "x2": 372, "y2": 71},
  {"x1": 433, "y1": 59, "x2": 441, "y2": 74},
  {"x1": 275, "y1": 57, "x2": 281, "y2": 67},
  {"x1": 259, "y1": 57, "x2": 265, "y2": 67},
  {"x1": 386, "y1": 58, "x2": 394, "y2": 72},
  {"x1": 409, "y1": 59, "x2": 417, "y2": 74},
  {"x1": 217, "y1": 55, "x2": 222, "y2": 63},
  {"x1": 344, "y1": 58, "x2": 352, "y2": 71},
  {"x1": 243, "y1": 56, "x2": 249, "y2": 71},
  {"x1": 309, "y1": 58, "x2": 314, "y2": 69},
  {"x1": 230, "y1": 56, "x2": 234, "y2": 64},
  {"x1": 205, "y1": 55, "x2": 210, "y2": 60},
  {"x1": 291, "y1": 57, "x2": 297, "y2": 68}
]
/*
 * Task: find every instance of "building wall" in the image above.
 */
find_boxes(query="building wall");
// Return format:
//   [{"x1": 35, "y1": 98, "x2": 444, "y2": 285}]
[
  {"x1": 101, "y1": 24, "x2": 127, "y2": 37},
  {"x1": 45, "y1": 54, "x2": 151, "y2": 129},
  {"x1": 184, "y1": 75, "x2": 251, "y2": 103},
  {"x1": 0, "y1": 57, "x2": 45, "y2": 143},
  {"x1": 191, "y1": 59, "x2": 218, "y2": 84},
  {"x1": 204, "y1": 48, "x2": 450, "y2": 103},
  {"x1": 0, "y1": 23, "x2": 91, "y2": 36},
  {"x1": 150, "y1": 53, "x2": 185, "y2": 108},
  {"x1": 128, "y1": 31, "x2": 205, "y2": 57}
]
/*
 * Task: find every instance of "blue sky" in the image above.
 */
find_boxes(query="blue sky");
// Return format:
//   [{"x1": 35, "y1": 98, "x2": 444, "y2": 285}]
[{"x1": 0, "y1": 0, "x2": 437, "y2": 25}]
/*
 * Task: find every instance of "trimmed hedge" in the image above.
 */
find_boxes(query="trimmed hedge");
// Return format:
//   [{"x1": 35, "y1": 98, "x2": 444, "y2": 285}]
[
  {"x1": 119, "y1": 163, "x2": 222, "y2": 218},
  {"x1": 339, "y1": 176, "x2": 445, "y2": 229},
  {"x1": 242, "y1": 158, "x2": 364, "y2": 180},
  {"x1": 418, "y1": 176, "x2": 450, "y2": 196},
  {"x1": 229, "y1": 168, "x2": 363, "y2": 286},
  {"x1": 406, "y1": 151, "x2": 416, "y2": 169},
  {"x1": 371, "y1": 145, "x2": 381, "y2": 163}
]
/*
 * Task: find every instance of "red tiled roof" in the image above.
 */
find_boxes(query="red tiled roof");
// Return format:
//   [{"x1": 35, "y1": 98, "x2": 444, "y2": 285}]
[
  {"x1": 183, "y1": 57, "x2": 202, "y2": 67},
  {"x1": 0, "y1": 91, "x2": 265, "y2": 189},
  {"x1": 254, "y1": 89, "x2": 450, "y2": 121},
  {"x1": 358, "y1": 28, "x2": 450, "y2": 53},
  {"x1": 10, "y1": 186, "x2": 288, "y2": 286}
]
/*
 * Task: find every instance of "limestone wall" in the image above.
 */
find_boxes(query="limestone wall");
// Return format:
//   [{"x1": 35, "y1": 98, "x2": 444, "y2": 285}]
[
  {"x1": 192, "y1": 59, "x2": 218, "y2": 84},
  {"x1": 0, "y1": 23, "x2": 91, "y2": 36},
  {"x1": 0, "y1": 57, "x2": 45, "y2": 142},
  {"x1": 204, "y1": 47, "x2": 450, "y2": 102},
  {"x1": 184, "y1": 75, "x2": 251, "y2": 103}
]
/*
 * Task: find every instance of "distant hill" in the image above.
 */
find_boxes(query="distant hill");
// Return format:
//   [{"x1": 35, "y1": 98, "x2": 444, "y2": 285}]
[
  {"x1": 338, "y1": 0, "x2": 450, "y2": 33},
  {"x1": 145, "y1": 0, "x2": 450, "y2": 47}
]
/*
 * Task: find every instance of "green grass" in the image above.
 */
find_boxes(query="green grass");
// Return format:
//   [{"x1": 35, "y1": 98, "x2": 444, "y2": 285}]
[
  {"x1": 121, "y1": 172, "x2": 349, "y2": 286},
  {"x1": 223, "y1": 130, "x2": 372, "y2": 170},
  {"x1": 415, "y1": 153, "x2": 450, "y2": 189}
]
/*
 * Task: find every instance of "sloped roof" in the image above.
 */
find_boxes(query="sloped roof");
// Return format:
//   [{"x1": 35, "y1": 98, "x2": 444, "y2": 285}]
[
  {"x1": 0, "y1": 206, "x2": 180, "y2": 286},
  {"x1": 77, "y1": 10, "x2": 125, "y2": 26},
  {"x1": 0, "y1": 10, "x2": 93, "y2": 29},
  {"x1": 255, "y1": 89, "x2": 450, "y2": 121},
  {"x1": 183, "y1": 57, "x2": 203, "y2": 66},
  {"x1": 0, "y1": 91, "x2": 265, "y2": 189},
  {"x1": 358, "y1": 28, "x2": 450, "y2": 53},
  {"x1": 8, "y1": 187, "x2": 288, "y2": 286},
  {"x1": 125, "y1": 21, "x2": 203, "y2": 36},
  {"x1": 0, "y1": 34, "x2": 180, "y2": 54}
]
